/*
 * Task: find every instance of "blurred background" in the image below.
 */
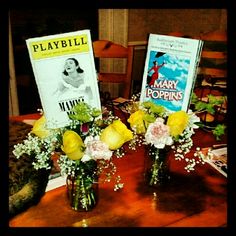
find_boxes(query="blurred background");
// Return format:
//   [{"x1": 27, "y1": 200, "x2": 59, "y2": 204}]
[{"x1": 9, "y1": 8, "x2": 227, "y2": 115}]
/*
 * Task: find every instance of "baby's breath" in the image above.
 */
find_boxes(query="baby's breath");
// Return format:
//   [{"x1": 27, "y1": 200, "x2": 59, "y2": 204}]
[
  {"x1": 12, "y1": 101, "x2": 136, "y2": 208},
  {"x1": 57, "y1": 155, "x2": 79, "y2": 176},
  {"x1": 126, "y1": 98, "x2": 205, "y2": 173}
]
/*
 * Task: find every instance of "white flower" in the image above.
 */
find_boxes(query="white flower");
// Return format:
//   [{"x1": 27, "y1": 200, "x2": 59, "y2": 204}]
[
  {"x1": 187, "y1": 110, "x2": 200, "y2": 129},
  {"x1": 81, "y1": 154, "x2": 92, "y2": 162},
  {"x1": 145, "y1": 118, "x2": 173, "y2": 149},
  {"x1": 84, "y1": 135, "x2": 100, "y2": 144},
  {"x1": 82, "y1": 137, "x2": 113, "y2": 162}
]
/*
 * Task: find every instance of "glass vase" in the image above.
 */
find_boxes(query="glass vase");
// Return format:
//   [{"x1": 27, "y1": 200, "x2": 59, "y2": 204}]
[
  {"x1": 144, "y1": 145, "x2": 170, "y2": 187},
  {"x1": 66, "y1": 173, "x2": 98, "y2": 211}
]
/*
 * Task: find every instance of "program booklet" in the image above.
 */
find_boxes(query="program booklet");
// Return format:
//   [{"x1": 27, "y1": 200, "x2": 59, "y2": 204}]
[
  {"x1": 140, "y1": 33, "x2": 203, "y2": 112},
  {"x1": 26, "y1": 29, "x2": 101, "y2": 129},
  {"x1": 204, "y1": 147, "x2": 227, "y2": 177}
]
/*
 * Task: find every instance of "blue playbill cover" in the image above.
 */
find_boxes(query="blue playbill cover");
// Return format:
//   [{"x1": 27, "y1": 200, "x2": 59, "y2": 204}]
[{"x1": 140, "y1": 33, "x2": 203, "y2": 112}]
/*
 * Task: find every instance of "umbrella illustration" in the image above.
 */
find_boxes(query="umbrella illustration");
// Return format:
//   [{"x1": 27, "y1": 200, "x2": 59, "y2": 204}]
[
  {"x1": 147, "y1": 53, "x2": 166, "y2": 86},
  {"x1": 155, "y1": 52, "x2": 165, "y2": 58}
]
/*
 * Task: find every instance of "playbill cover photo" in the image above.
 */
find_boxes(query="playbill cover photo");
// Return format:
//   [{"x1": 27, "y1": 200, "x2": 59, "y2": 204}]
[
  {"x1": 26, "y1": 29, "x2": 101, "y2": 128},
  {"x1": 140, "y1": 33, "x2": 203, "y2": 112}
]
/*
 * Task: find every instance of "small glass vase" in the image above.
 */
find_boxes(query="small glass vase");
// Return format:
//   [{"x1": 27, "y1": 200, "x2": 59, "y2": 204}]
[
  {"x1": 66, "y1": 174, "x2": 98, "y2": 211},
  {"x1": 144, "y1": 145, "x2": 170, "y2": 187}
]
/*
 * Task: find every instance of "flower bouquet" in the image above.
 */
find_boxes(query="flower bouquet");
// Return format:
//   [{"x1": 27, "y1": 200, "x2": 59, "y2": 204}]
[
  {"x1": 126, "y1": 95, "x2": 205, "y2": 186},
  {"x1": 13, "y1": 102, "x2": 133, "y2": 211}
]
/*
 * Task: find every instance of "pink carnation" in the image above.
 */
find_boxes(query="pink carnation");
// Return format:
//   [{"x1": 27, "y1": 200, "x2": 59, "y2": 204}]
[
  {"x1": 83, "y1": 140, "x2": 113, "y2": 161},
  {"x1": 145, "y1": 118, "x2": 173, "y2": 149}
]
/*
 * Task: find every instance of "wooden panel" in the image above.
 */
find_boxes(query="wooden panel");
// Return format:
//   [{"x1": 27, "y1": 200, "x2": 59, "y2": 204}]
[
  {"x1": 99, "y1": 73, "x2": 126, "y2": 83},
  {"x1": 93, "y1": 40, "x2": 134, "y2": 99},
  {"x1": 197, "y1": 30, "x2": 227, "y2": 88},
  {"x1": 9, "y1": 17, "x2": 19, "y2": 116},
  {"x1": 93, "y1": 40, "x2": 128, "y2": 58},
  {"x1": 199, "y1": 68, "x2": 227, "y2": 77},
  {"x1": 201, "y1": 51, "x2": 227, "y2": 59},
  {"x1": 98, "y1": 9, "x2": 129, "y2": 98}
]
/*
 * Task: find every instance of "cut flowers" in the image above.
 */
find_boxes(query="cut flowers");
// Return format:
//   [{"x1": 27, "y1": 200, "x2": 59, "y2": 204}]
[
  {"x1": 13, "y1": 102, "x2": 134, "y2": 210},
  {"x1": 126, "y1": 95, "x2": 206, "y2": 185}
]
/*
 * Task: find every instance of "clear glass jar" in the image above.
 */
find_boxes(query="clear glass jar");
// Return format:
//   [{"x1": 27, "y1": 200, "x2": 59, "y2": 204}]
[
  {"x1": 66, "y1": 173, "x2": 98, "y2": 211},
  {"x1": 144, "y1": 145, "x2": 170, "y2": 187}
]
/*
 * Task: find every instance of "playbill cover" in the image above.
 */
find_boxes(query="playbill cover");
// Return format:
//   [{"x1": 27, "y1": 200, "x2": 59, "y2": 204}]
[
  {"x1": 26, "y1": 29, "x2": 101, "y2": 128},
  {"x1": 140, "y1": 33, "x2": 203, "y2": 112}
]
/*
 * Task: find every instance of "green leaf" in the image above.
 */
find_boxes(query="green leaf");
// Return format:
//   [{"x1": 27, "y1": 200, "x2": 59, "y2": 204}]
[
  {"x1": 205, "y1": 103, "x2": 215, "y2": 114},
  {"x1": 195, "y1": 101, "x2": 207, "y2": 111},
  {"x1": 208, "y1": 94, "x2": 224, "y2": 106},
  {"x1": 68, "y1": 101, "x2": 101, "y2": 123},
  {"x1": 142, "y1": 101, "x2": 166, "y2": 117},
  {"x1": 144, "y1": 113, "x2": 156, "y2": 123},
  {"x1": 212, "y1": 124, "x2": 226, "y2": 140},
  {"x1": 190, "y1": 92, "x2": 199, "y2": 104}
]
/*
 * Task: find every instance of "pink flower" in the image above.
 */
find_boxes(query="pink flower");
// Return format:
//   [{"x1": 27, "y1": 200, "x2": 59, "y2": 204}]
[
  {"x1": 145, "y1": 118, "x2": 173, "y2": 149},
  {"x1": 81, "y1": 137, "x2": 113, "y2": 162}
]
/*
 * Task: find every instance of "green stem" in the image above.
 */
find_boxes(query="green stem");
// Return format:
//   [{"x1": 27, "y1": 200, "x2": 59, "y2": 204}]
[
  {"x1": 148, "y1": 148, "x2": 169, "y2": 186},
  {"x1": 68, "y1": 170, "x2": 97, "y2": 211},
  {"x1": 149, "y1": 158, "x2": 159, "y2": 186},
  {"x1": 74, "y1": 175, "x2": 81, "y2": 210}
]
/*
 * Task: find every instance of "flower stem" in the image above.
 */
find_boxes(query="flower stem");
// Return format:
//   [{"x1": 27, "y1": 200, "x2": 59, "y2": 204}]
[
  {"x1": 149, "y1": 158, "x2": 159, "y2": 186},
  {"x1": 68, "y1": 174, "x2": 97, "y2": 211}
]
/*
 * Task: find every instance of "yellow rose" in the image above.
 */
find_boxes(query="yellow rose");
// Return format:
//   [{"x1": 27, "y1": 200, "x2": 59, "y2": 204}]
[
  {"x1": 167, "y1": 111, "x2": 189, "y2": 137},
  {"x1": 31, "y1": 115, "x2": 51, "y2": 139},
  {"x1": 100, "y1": 120, "x2": 133, "y2": 150},
  {"x1": 61, "y1": 130, "x2": 85, "y2": 160},
  {"x1": 127, "y1": 110, "x2": 146, "y2": 134}
]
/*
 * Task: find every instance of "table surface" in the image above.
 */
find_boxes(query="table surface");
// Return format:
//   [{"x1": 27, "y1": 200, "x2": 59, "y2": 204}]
[{"x1": 9, "y1": 113, "x2": 227, "y2": 227}]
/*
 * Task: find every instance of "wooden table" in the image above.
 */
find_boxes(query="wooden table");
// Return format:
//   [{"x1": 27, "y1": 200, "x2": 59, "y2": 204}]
[{"x1": 9, "y1": 114, "x2": 227, "y2": 228}]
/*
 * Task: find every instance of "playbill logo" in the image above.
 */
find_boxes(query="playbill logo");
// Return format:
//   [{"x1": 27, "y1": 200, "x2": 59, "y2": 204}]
[{"x1": 29, "y1": 34, "x2": 89, "y2": 60}]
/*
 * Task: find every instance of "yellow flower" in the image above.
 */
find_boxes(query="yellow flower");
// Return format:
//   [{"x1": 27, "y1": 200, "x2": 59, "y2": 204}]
[
  {"x1": 127, "y1": 110, "x2": 146, "y2": 134},
  {"x1": 100, "y1": 120, "x2": 133, "y2": 150},
  {"x1": 31, "y1": 115, "x2": 51, "y2": 139},
  {"x1": 167, "y1": 111, "x2": 189, "y2": 137},
  {"x1": 61, "y1": 130, "x2": 85, "y2": 160}
]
